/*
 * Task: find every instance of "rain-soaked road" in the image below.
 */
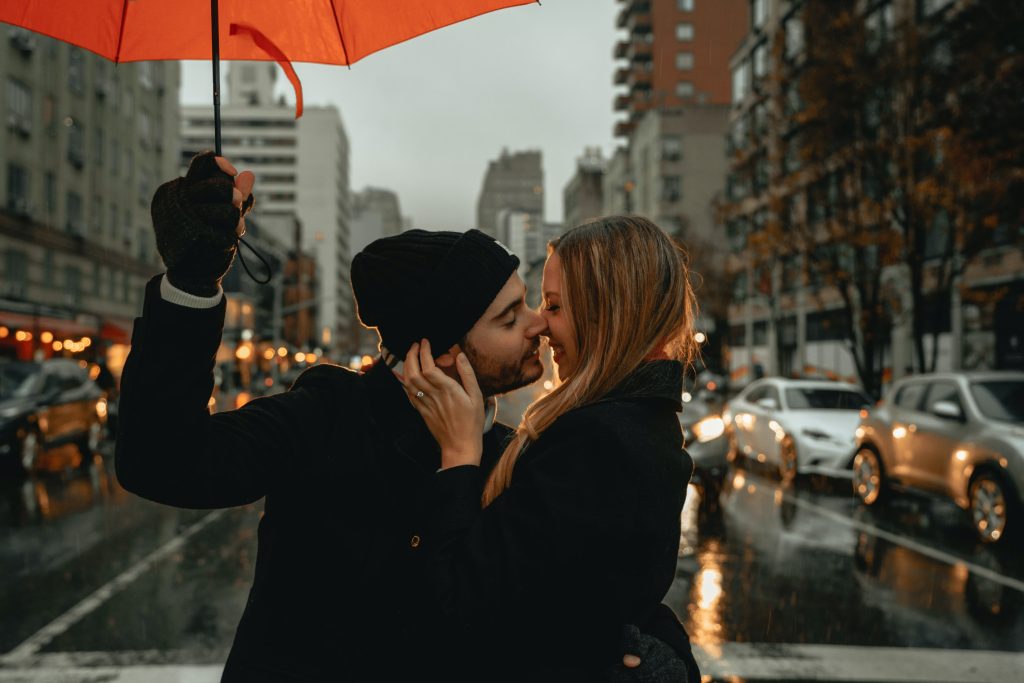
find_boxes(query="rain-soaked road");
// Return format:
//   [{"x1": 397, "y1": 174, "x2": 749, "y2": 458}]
[{"x1": 1, "y1": 433, "x2": 1023, "y2": 681}]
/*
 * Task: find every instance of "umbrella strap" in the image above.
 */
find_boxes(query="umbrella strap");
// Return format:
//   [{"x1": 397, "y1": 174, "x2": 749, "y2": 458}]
[{"x1": 235, "y1": 235, "x2": 273, "y2": 284}]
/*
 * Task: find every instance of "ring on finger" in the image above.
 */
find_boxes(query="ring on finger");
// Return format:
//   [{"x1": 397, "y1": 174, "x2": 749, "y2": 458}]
[{"x1": 415, "y1": 390, "x2": 425, "y2": 399}]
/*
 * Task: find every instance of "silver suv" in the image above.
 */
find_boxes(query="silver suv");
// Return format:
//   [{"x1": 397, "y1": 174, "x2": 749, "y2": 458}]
[{"x1": 853, "y1": 371, "x2": 1024, "y2": 544}]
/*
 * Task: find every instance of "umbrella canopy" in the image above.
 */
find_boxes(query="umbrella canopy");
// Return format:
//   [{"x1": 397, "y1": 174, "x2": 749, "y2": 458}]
[{"x1": 1, "y1": 0, "x2": 536, "y2": 65}]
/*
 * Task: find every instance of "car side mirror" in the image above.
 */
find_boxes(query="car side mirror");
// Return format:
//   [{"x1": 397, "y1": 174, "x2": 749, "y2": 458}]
[
  {"x1": 931, "y1": 400, "x2": 962, "y2": 421},
  {"x1": 756, "y1": 397, "x2": 778, "y2": 411}
]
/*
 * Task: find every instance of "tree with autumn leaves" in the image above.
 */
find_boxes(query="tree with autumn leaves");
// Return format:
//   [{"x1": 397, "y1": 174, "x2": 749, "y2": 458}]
[{"x1": 722, "y1": 0, "x2": 1023, "y2": 397}]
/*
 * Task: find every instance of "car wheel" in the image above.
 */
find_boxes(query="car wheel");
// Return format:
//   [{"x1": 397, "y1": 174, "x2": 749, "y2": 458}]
[
  {"x1": 779, "y1": 436, "x2": 798, "y2": 486},
  {"x1": 969, "y1": 472, "x2": 1013, "y2": 544},
  {"x1": 853, "y1": 447, "x2": 886, "y2": 506},
  {"x1": 19, "y1": 431, "x2": 39, "y2": 473}
]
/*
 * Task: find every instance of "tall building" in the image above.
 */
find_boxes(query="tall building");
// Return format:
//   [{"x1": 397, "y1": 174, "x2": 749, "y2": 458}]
[
  {"x1": 0, "y1": 29, "x2": 179, "y2": 369},
  {"x1": 628, "y1": 106, "x2": 731, "y2": 241},
  {"x1": 352, "y1": 187, "x2": 403, "y2": 247},
  {"x1": 608, "y1": 0, "x2": 745, "y2": 245},
  {"x1": 612, "y1": 0, "x2": 748, "y2": 139},
  {"x1": 563, "y1": 147, "x2": 607, "y2": 229},
  {"x1": 475, "y1": 149, "x2": 544, "y2": 240},
  {"x1": 349, "y1": 186, "x2": 406, "y2": 355},
  {"x1": 722, "y1": 0, "x2": 1024, "y2": 386},
  {"x1": 181, "y1": 62, "x2": 352, "y2": 356}
]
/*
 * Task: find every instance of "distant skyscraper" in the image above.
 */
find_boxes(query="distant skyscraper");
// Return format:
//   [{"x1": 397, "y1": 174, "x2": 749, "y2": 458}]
[
  {"x1": 613, "y1": 0, "x2": 748, "y2": 138},
  {"x1": 181, "y1": 62, "x2": 352, "y2": 355},
  {"x1": 476, "y1": 149, "x2": 544, "y2": 240},
  {"x1": 563, "y1": 147, "x2": 607, "y2": 229}
]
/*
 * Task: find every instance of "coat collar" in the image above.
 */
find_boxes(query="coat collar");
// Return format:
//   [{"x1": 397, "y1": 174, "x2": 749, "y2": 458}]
[
  {"x1": 602, "y1": 360, "x2": 684, "y2": 412},
  {"x1": 360, "y1": 359, "x2": 501, "y2": 474},
  {"x1": 362, "y1": 360, "x2": 441, "y2": 474}
]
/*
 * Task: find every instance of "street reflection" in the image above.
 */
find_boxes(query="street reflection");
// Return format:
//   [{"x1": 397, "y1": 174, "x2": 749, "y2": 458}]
[
  {"x1": 677, "y1": 461, "x2": 1024, "y2": 651},
  {"x1": 0, "y1": 454, "x2": 122, "y2": 527}
]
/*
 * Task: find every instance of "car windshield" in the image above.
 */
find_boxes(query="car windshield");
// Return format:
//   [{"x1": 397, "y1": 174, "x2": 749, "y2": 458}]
[
  {"x1": 969, "y1": 380, "x2": 1024, "y2": 424},
  {"x1": 785, "y1": 388, "x2": 871, "y2": 410},
  {"x1": 0, "y1": 363, "x2": 41, "y2": 400}
]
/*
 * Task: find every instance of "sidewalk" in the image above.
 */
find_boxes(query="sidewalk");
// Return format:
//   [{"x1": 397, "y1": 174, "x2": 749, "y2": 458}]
[{"x1": 3, "y1": 645, "x2": 1023, "y2": 682}]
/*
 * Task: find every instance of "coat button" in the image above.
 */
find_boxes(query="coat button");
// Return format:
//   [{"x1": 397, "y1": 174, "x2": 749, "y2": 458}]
[{"x1": 410, "y1": 534, "x2": 421, "y2": 548}]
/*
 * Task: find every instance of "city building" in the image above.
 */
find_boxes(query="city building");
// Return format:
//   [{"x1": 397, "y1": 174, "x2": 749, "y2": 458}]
[
  {"x1": 0, "y1": 29, "x2": 179, "y2": 371},
  {"x1": 563, "y1": 147, "x2": 606, "y2": 229},
  {"x1": 180, "y1": 62, "x2": 352, "y2": 357},
  {"x1": 721, "y1": 0, "x2": 1024, "y2": 389},
  {"x1": 349, "y1": 186, "x2": 407, "y2": 354},
  {"x1": 627, "y1": 106, "x2": 731, "y2": 241},
  {"x1": 475, "y1": 149, "x2": 544, "y2": 240},
  {"x1": 612, "y1": 0, "x2": 748, "y2": 139}
]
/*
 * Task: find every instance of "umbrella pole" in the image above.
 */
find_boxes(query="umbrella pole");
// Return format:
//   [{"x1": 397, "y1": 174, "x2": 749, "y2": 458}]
[{"x1": 211, "y1": 0, "x2": 222, "y2": 156}]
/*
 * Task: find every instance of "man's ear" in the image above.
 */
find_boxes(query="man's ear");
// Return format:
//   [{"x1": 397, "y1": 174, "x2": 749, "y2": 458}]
[{"x1": 435, "y1": 342, "x2": 463, "y2": 369}]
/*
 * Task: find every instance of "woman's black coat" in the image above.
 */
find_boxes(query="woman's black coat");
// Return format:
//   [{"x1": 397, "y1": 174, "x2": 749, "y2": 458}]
[{"x1": 420, "y1": 360, "x2": 696, "y2": 682}]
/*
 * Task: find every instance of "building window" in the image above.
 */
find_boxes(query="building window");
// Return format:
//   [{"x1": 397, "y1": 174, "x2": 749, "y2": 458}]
[
  {"x1": 5, "y1": 249, "x2": 28, "y2": 299},
  {"x1": 6, "y1": 164, "x2": 30, "y2": 214},
  {"x1": 866, "y1": 3, "x2": 895, "y2": 54},
  {"x1": 91, "y1": 195, "x2": 103, "y2": 235},
  {"x1": 676, "y1": 52, "x2": 695, "y2": 70},
  {"x1": 108, "y1": 268, "x2": 117, "y2": 300},
  {"x1": 93, "y1": 262, "x2": 101, "y2": 296},
  {"x1": 138, "y1": 109, "x2": 152, "y2": 148},
  {"x1": 66, "y1": 191, "x2": 84, "y2": 234},
  {"x1": 44, "y1": 172, "x2": 57, "y2": 214},
  {"x1": 109, "y1": 203, "x2": 119, "y2": 243},
  {"x1": 64, "y1": 266, "x2": 82, "y2": 306},
  {"x1": 67, "y1": 119, "x2": 85, "y2": 168},
  {"x1": 93, "y1": 127, "x2": 104, "y2": 166},
  {"x1": 68, "y1": 47, "x2": 85, "y2": 95},
  {"x1": 753, "y1": 42, "x2": 769, "y2": 83},
  {"x1": 751, "y1": 0, "x2": 767, "y2": 30},
  {"x1": 137, "y1": 62, "x2": 153, "y2": 90},
  {"x1": 732, "y1": 61, "x2": 750, "y2": 103},
  {"x1": 676, "y1": 81, "x2": 695, "y2": 98},
  {"x1": 661, "y1": 176, "x2": 682, "y2": 203},
  {"x1": 677, "y1": 0, "x2": 694, "y2": 10},
  {"x1": 676, "y1": 23, "x2": 694, "y2": 41},
  {"x1": 785, "y1": 16, "x2": 804, "y2": 59},
  {"x1": 111, "y1": 138, "x2": 120, "y2": 175},
  {"x1": 661, "y1": 136, "x2": 683, "y2": 162},
  {"x1": 6, "y1": 78, "x2": 32, "y2": 136},
  {"x1": 43, "y1": 251, "x2": 55, "y2": 286},
  {"x1": 124, "y1": 210, "x2": 132, "y2": 248}
]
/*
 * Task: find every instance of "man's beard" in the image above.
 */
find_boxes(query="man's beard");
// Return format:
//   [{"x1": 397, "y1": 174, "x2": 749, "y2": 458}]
[{"x1": 463, "y1": 339, "x2": 543, "y2": 397}]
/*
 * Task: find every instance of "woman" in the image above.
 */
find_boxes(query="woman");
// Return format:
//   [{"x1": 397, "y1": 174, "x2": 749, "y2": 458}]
[{"x1": 401, "y1": 216, "x2": 700, "y2": 681}]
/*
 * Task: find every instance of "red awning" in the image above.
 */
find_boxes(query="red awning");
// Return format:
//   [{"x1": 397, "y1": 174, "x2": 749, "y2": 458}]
[
  {"x1": 0, "y1": 310, "x2": 98, "y2": 338},
  {"x1": 100, "y1": 321, "x2": 131, "y2": 345}
]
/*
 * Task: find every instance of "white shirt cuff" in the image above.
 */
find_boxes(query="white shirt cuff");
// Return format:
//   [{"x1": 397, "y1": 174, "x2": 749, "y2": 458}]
[{"x1": 159, "y1": 274, "x2": 224, "y2": 308}]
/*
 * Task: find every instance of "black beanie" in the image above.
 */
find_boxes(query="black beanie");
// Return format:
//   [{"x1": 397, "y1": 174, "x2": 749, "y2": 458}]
[{"x1": 350, "y1": 229, "x2": 520, "y2": 359}]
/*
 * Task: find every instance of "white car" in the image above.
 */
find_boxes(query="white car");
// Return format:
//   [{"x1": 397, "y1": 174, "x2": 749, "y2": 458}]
[{"x1": 724, "y1": 378, "x2": 872, "y2": 483}]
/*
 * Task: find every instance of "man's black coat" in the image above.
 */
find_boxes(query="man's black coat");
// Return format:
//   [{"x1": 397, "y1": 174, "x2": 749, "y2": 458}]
[{"x1": 115, "y1": 276, "x2": 512, "y2": 680}]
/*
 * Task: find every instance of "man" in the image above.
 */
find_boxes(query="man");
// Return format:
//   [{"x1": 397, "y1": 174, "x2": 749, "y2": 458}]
[{"x1": 117, "y1": 152, "x2": 692, "y2": 681}]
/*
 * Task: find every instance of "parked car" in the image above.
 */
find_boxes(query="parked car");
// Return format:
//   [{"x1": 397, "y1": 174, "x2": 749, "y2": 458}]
[
  {"x1": 723, "y1": 378, "x2": 872, "y2": 484},
  {"x1": 680, "y1": 389, "x2": 729, "y2": 510},
  {"x1": 0, "y1": 359, "x2": 107, "y2": 476},
  {"x1": 853, "y1": 371, "x2": 1024, "y2": 544}
]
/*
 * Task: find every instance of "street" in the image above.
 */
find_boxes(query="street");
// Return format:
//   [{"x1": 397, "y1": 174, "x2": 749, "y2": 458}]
[{"x1": 1, "y1": 430, "x2": 1021, "y2": 682}]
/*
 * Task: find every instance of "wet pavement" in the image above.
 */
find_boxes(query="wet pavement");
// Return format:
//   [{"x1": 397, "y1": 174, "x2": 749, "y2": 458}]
[{"x1": 1, "y1": 429, "x2": 1023, "y2": 681}]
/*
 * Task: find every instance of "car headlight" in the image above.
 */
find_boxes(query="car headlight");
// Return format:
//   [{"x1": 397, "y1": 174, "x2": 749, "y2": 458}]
[{"x1": 692, "y1": 416, "x2": 726, "y2": 443}]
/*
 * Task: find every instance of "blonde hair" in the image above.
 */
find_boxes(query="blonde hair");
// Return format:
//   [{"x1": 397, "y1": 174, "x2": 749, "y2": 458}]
[{"x1": 481, "y1": 216, "x2": 699, "y2": 506}]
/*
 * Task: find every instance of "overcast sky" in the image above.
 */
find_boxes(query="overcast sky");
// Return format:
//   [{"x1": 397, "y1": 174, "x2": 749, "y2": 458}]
[{"x1": 179, "y1": 0, "x2": 618, "y2": 231}]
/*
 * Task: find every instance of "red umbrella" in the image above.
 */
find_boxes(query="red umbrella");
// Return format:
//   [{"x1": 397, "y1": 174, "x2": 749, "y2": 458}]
[{"x1": 2, "y1": 0, "x2": 538, "y2": 154}]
